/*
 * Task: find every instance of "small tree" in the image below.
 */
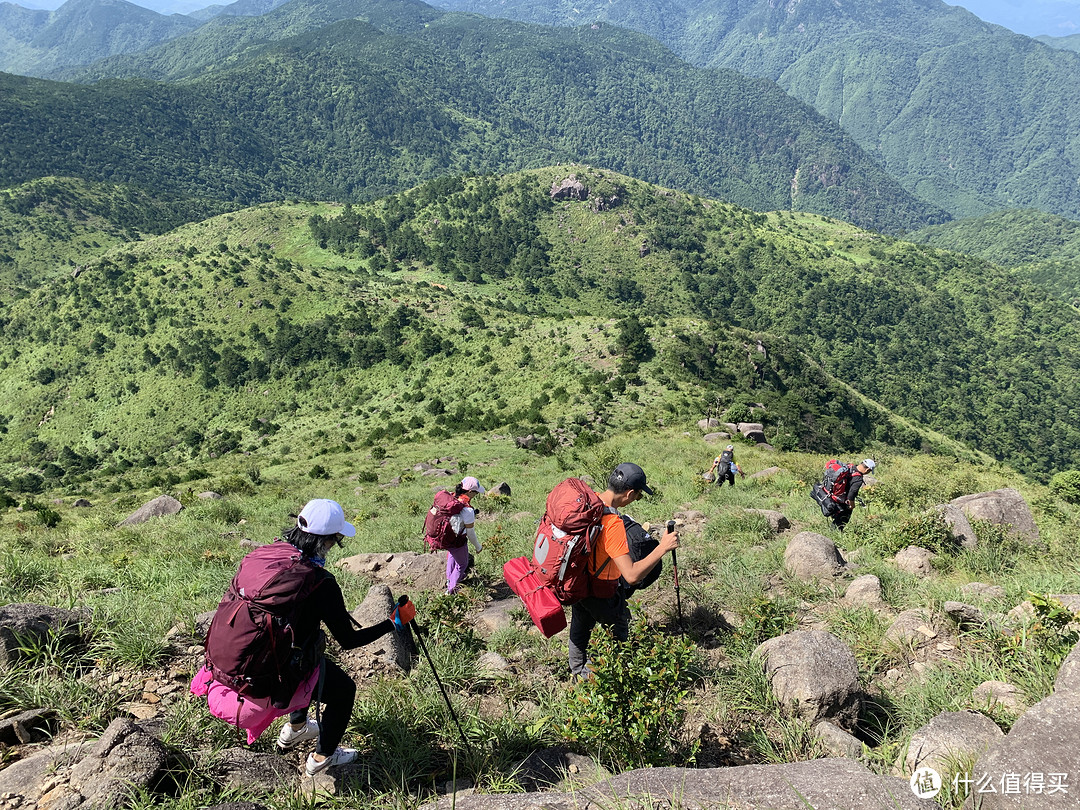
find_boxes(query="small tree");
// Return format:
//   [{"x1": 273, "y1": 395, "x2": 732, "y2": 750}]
[
  {"x1": 562, "y1": 618, "x2": 700, "y2": 768},
  {"x1": 615, "y1": 314, "x2": 653, "y2": 373},
  {"x1": 1050, "y1": 470, "x2": 1080, "y2": 504}
]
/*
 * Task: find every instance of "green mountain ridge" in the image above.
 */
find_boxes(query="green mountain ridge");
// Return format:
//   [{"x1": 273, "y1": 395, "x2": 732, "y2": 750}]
[
  {"x1": 434, "y1": 0, "x2": 1080, "y2": 223},
  {"x1": 1, "y1": 169, "x2": 1076, "y2": 501},
  {"x1": 910, "y1": 209, "x2": 1080, "y2": 305},
  {"x1": 0, "y1": 6, "x2": 944, "y2": 234},
  {"x1": 1036, "y1": 32, "x2": 1080, "y2": 52},
  {"x1": 54, "y1": 0, "x2": 442, "y2": 82},
  {"x1": 0, "y1": 175, "x2": 239, "y2": 293}
]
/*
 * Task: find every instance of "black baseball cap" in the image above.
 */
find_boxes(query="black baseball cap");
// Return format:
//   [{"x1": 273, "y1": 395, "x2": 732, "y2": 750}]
[{"x1": 610, "y1": 462, "x2": 654, "y2": 495}]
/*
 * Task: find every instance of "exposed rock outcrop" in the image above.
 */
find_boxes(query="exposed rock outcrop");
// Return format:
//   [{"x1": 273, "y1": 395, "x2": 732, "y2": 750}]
[
  {"x1": 949, "y1": 488, "x2": 1039, "y2": 544},
  {"x1": 0, "y1": 603, "x2": 88, "y2": 670},
  {"x1": 754, "y1": 630, "x2": 862, "y2": 726},
  {"x1": 783, "y1": 532, "x2": 848, "y2": 581},
  {"x1": 900, "y1": 709, "x2": 1004, "y2": 777},
  {"x1": 119, "y1": 494, "x2": 183, "y2": 526}
]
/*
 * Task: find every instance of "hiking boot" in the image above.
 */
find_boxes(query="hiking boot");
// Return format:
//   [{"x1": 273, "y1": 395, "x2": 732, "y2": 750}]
[
  {"x1": 305, "y1": 747, "x2": 358, "y2": 776},
  {"x1": 277, "y1": 719, "x2": 319, "y2": 751}
]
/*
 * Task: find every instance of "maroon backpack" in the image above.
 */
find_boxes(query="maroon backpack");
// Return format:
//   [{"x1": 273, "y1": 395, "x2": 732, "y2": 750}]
[
  {"x1": 204, "y1": 541, "x2": 328, "y2": 708},
  {"x1": 424, "y1": 490, "x2": 467, "y2": 550},
  {"x1": 531, "y1": 478, "x2": 611, "y2": 605}
]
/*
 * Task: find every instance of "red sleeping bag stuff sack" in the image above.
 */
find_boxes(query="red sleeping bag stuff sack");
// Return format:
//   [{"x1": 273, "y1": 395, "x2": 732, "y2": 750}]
[{"x1": 503, "y1": 556, "x2": 567, "y2": 638}]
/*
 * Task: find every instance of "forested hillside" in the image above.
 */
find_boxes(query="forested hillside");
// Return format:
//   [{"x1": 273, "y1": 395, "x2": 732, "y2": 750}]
[
  {"x1": 436, "y1": 0, "x2": 1080, "y2": 223},
  {"x1": 55, "y1": 0, "x2": 443, "y2": 81},
  {"x1": 0, "y1": 176, "x2": 238, "y2": 292},
  {"x1": 910, "y1": 209, "x2": 1080, "y2": 305},
  {"x1": 0, "y1": 6, "x2": 944, "y2": 233},
  {"x1": 1, "y1": 169, "x2": 1077, "y2": 500}
]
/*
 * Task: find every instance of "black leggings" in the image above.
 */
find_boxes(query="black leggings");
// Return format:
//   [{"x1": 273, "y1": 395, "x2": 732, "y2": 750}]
[{"x1": 289, "y1": 658, "x2": 356, "y2": 755}]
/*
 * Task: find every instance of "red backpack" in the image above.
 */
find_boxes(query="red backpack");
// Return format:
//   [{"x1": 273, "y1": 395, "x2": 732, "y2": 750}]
[
  {"x1": 823, "y1": 459, "x2": 853, "y2": 502},
  {"x1": 204, "y1": 541, "x2": 328, "y2": 708},
  {"x1": 424, "y1": 490, "x2": 466, "y2": 550},
  {"x1": 531, "y1": 478, "x2": 609, "y2": 605}
]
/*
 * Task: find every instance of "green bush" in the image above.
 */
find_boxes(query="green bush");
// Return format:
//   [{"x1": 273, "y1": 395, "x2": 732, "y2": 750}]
[
  {"x1": 562, "y1": 618, "x2": 700, "y2": 768},
  {"x1": 884, "y1": 511, "x2": 957, "y2": 555},
  {"x1": 723, "y1": 403, "x2": 753, "y2": 423},
  {"x1": 735, "y1": 594, "x2": 799, "y2": 647},
  {"x1": 213, "y1": 475, "x2": 256, "y2": 496},
  {"x1": 1050, "y1": 470, "x2": 1080, "y2": 503}
]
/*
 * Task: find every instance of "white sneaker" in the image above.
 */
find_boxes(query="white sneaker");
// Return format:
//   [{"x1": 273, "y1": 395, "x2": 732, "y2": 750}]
[
  {"x1": 276, "y1": 719, "x2": 319, "y2": 751},
  {"x1": 306, "y1": 746, "x2": 358, "y2": 776}
]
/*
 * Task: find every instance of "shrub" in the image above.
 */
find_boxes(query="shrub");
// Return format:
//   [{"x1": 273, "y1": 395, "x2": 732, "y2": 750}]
[
  {"x1": 723, "y1": 403, "x2": 753, "y2": 423},
  {"x1": 1050, "y1": 470, "x2": 1080, "y2": 504},
  {"x1": 308, "y1": 464, "x2": 330, "y2": 480},
  {"x1": 1022, "y1": 593, "x2": 1080, "y2": 669},
  {"x1": 213, "y1": 475, "x2": 256, "y2": 496},
  {"x1": 885, "y1": 511, "x2": 957, "y2": 556},
  {"x1": 562, "y1": 618, "x2": 700, "y2": 768},
  {"x1": 735, "y1": 594, "x2": 798, "y2": 647},
  {"x1": 35, "y1": 508, "x2": 61, "y2": 529}
]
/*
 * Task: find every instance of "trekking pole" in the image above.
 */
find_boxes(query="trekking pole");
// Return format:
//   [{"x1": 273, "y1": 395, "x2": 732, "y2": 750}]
[
  {"x1": 396, "y1": 595, "x2": 471, "y2": 754},
  {"x1": 668, "y1": 520, "x2": 685, "y2": 631}
]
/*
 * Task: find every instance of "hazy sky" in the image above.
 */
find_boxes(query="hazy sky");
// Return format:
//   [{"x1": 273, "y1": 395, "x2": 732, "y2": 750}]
[
  {"x1": 12, "y1": 0, "x2": 1080, "y2": 38},
  {"x1": 946, "y1": 0, "x2": 1080, "y2": 36}
]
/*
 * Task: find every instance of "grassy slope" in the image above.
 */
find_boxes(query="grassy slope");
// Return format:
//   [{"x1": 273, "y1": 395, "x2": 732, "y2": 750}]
[
  {"x1": 0, "y1": 424, "x2": 1077, "y2": 805},
  {"x1": 4, "y1": 166, "x2": 1080, "y2": 498}
]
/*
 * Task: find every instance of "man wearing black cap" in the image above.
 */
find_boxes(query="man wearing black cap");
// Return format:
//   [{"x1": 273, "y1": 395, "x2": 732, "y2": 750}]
[{"x1": 568, "y1": 462, "x2": 679, "y2": 678}]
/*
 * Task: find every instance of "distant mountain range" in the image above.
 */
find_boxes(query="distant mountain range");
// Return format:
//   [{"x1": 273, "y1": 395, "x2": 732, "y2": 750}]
[
  {"x1": 0, "y1": 2, "x2": 944, "y2": 233},
  {"x1": 1036, "y1": 32, "x2": 1080, "y2": 52},
  {"x1": 0, "y1": 0, "x2": 294, "y2": 73},
  {"x1": 6, "y1": 0, "x2": 1080, "y2": 232},
  {"x1": 432, "y1": 0, "x2": 1080, "y2": 224},
  {"x1": 0, "y1": 0, "x2": 199, "y2": 74}
]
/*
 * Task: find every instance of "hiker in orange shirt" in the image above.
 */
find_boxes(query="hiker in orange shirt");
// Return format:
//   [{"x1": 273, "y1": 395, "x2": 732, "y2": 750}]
[{"x1": 568, "y1": 463, "x2": 678, "y2": 678}]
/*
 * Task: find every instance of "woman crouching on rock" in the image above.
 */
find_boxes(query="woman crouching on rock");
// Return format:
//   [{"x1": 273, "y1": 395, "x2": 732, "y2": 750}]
[{"x1": 191, "y1": 498, "x2": 416, "y2": 776}]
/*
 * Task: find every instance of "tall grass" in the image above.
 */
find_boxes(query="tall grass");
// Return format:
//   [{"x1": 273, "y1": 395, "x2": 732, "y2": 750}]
[{"x1": 0, "y1": 430, "x2": 1077, "y2": 807}]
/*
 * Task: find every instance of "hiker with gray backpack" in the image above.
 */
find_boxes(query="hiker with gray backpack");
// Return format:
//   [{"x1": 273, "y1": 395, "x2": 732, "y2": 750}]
[
  {"x1": 192, "y1": 498, "x2": 417, "y2": 777},
  {"x1": 708, "y1": 445, "x2": 743, "y2": 487},
  {"x1": 810, "y1": 458, "x2": 875, "y2": 530}
]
